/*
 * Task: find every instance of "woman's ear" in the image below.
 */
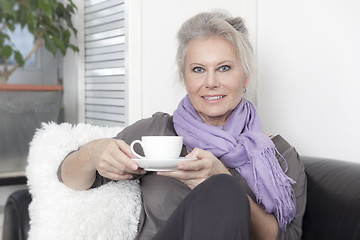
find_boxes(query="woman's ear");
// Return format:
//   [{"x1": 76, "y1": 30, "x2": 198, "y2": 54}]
[{"x1": 244, "y1": 77, "x2": 250, "y2": 88}]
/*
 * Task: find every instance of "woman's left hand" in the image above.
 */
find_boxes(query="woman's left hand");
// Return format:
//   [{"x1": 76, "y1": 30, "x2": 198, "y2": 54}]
[{"x1": 158, "y1": 148, "x2": 231, "y2": 189}]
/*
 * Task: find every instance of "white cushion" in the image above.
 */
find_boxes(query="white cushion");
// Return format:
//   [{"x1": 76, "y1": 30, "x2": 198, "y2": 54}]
[{"x1": 26, "y1": 122, "x2": 141, "y2": 240}]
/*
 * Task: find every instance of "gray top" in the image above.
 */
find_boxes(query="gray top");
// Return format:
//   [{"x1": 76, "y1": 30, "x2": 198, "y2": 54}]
[{"x1": 58, "y1": 112, "x2": 307, "y2": 240}]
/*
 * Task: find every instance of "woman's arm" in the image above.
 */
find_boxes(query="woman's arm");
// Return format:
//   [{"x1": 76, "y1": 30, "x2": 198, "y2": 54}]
[
  {"x1": 248, "y1": 196, "x2": 278, "y2": 240},
  {"x1": 60, "y1": 138, "x2": 144, "y2": 190}
]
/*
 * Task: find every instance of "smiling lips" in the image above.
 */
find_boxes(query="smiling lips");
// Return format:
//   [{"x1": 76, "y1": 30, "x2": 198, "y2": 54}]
[{"x1": 202, "y1": 95, "x2": 225, "y2": 101}]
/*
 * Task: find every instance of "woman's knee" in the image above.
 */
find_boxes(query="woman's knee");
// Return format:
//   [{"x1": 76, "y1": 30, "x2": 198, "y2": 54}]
[{"x1": 195, "y1": 174, "x2": 249, "y2": 206}]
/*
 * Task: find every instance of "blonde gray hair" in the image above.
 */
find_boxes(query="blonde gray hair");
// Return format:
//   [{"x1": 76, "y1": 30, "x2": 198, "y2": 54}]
[{"x1": 176, "y1": 10, "x2": 255, "y2": 82}]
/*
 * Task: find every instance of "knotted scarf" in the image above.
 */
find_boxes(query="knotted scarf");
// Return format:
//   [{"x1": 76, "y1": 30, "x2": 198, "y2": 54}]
[{"x1": 173, "y1": 95, "x2": 296, "y2": 231}]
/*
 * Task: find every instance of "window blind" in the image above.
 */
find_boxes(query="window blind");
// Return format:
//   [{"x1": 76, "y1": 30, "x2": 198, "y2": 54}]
[{"x1": 84, "y1": 0, "x2": 126, "y2": 127}]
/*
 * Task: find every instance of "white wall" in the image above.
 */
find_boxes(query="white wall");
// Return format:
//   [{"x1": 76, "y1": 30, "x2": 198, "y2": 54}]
[
  {"x1": 140, "y1": 0, "x2": 256, "y2": 119},
  {"x1": 69, "y1": 0, "x2": 360, "y2": 163},
  {"x1": 257, "y1": 0, "x2": 360, "y2": 163}
]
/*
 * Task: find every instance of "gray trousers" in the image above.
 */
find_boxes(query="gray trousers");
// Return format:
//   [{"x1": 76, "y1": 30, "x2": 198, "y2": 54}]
[{"x1": 152, "y1": 174, "x2": 251, "y2": 240}]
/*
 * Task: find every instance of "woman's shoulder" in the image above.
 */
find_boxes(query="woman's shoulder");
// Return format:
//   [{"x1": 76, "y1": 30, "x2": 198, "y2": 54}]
[{"x1": 114, "y1": 112, "x2": 174, "y2": 144}]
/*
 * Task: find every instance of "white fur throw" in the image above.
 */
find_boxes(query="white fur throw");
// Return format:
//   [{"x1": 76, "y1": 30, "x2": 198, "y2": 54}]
[{"x1": 26, "y1": 122, "x2": 142, "y2": 240}]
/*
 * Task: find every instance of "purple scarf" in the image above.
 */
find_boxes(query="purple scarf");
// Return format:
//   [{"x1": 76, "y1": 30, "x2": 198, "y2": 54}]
[{"x1": 173, "y1": 95, "x2": 296, "y2": 231}]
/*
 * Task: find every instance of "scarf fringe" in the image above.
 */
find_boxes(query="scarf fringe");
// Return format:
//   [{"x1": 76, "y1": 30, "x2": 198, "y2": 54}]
[{"x1": 249, "y1": 148, "x2": 296, "y2": 231}]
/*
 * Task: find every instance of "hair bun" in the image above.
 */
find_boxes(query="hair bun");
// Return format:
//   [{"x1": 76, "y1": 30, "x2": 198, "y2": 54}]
[{"x1": 226, "y1": 17, "x2": 248, "y2": 37}]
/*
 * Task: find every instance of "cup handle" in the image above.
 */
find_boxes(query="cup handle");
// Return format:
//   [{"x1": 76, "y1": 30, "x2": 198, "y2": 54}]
[{"x1": 130, "y1": 140, "x2": 146, "y2": 159}]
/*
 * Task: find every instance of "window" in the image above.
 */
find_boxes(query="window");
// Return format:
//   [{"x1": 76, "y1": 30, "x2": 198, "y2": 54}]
[{"x1": 83, "y1": 0, "x2": 126, "y2": 126}]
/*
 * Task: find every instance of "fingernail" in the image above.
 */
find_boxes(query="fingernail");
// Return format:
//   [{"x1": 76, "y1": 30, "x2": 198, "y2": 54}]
[
  {"x1": 157, "y1": 171, "x2": 164, "y2": 175},
  {"x1": 178, "y1": 164, "x2": 184, "y2": 170},
  {"x1": 131, "y1": 164, "x2": 138, "y2": 170},
  {"x1": 141, "y1": 170, "x2": 146, "y2": 174}
]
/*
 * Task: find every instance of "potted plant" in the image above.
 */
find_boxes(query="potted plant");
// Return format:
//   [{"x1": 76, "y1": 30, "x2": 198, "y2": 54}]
[
  {"x1": 0, "y1": 0, "x2": 78, "y2": 83},
  {"x1": 0, "y1": 0, "x2": 79, "y2": 177}
]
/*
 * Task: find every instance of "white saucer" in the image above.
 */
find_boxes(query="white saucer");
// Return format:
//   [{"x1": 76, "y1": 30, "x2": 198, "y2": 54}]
[{"x1": 132, "y1": 157, "x2": 197, "y2": 171}]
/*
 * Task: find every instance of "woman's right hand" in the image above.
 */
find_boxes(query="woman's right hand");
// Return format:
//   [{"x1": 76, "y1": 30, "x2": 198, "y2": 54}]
[
  {"x1": 61, "y1": 138, "x2": 146, "y2": 190},
  {"x1": 82, "y1": 138, "x2": 146, "y2": 180}
]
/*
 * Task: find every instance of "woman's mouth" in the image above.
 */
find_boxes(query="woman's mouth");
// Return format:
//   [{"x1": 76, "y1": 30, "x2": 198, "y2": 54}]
[{"x1": 202, "y1": 95, "x2": 225, "y2": 101}]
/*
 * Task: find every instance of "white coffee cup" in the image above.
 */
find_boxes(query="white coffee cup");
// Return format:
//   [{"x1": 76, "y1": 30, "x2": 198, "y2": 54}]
[{"x1": 130, "y1": 136, "x2": 183, "y2": 160}]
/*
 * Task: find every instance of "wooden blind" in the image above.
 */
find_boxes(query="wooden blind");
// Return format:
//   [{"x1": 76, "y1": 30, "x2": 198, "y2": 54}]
[{"x1": 84, "y1": 0, "x2": 126, "y2": 127}]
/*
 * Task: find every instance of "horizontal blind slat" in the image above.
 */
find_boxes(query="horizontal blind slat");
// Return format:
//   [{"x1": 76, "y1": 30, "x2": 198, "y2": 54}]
[
  {"x1": 85, "y1": 68, "x2": 125, "y2": 76},
  {"x1": 86, "y1": 111, "x2": 125, "y2": 121},
  {"x1": 85, "y1": 28, "x2": 125, "y2": 42},
  {"x1": 85, "y1": 4, "x2": 124, "y2": 21},
  {"x1": 85, "y1": 12, "x2": 124, "y2": 28},
  {"x1": 85, "y1": 0, "x2": 108, "y2": 6},
  {"x1": 85, "y1": 36, "x2": 125, "y2": 48},
  {"x1": 85, "y1": 75, "x2": 125, "y2": 83},
  {"x1": 86, "y1": 60, "x2": 124, "y2": 69},
  {"x1": 85, "y1": 0, "x2": 123, "y2": 14},
  {"x1": 85, "y1": 52, "x2": 125, "y2": 62},
  {"x1": 86, "y1": 118, "x2": 125, "y2": 127},
  {"x1": 85, "y1": 21, "x2": 124, "y2": 35},
  {"x1": 86, "y1": 83, "x2": 125, "y2": 90},
  {"x1": 86, "y1": 90, "x2": 125, "y2": 98},
  {"x1": 86, "y1": 44, "x2": 125, "y2": 55},
  {"x1": 86, "y1": 104, "x2": 125, "y2": 114},
  {"x1": 86, "y1": 98, "x2": 125, "y2": 106}
]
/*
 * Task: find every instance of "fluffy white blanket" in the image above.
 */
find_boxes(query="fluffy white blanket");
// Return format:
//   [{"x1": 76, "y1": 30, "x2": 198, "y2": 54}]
[{"x1": 26, "y1": 122, "x2": 142, "y2": 240}]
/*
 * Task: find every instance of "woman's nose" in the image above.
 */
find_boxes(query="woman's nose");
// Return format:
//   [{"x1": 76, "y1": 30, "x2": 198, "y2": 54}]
[{"x1": 205, "y1": 72, "x2": 220, "y2": 89}]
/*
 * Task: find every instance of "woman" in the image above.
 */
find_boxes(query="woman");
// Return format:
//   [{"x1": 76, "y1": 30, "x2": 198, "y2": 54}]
[{"x1": 58, "y1": 10, "x2": 306, "y2": 240}]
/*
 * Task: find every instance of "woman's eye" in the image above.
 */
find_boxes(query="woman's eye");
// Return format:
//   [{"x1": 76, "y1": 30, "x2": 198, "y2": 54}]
[
  {"x1": 218, "y1": 65, "x2": 231, "y2": 72},
  {"x1": 192, "y1": 67, "x2": 204, "y2": 73}
]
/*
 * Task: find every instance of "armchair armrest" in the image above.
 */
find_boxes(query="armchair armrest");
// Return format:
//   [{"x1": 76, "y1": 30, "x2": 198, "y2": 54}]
[
  {"x1": 2, "y1": 189, "x2": 31, "y2": 240},
  {"x1": 301, "y1": 156, "x2": 360, "y2": 240}
]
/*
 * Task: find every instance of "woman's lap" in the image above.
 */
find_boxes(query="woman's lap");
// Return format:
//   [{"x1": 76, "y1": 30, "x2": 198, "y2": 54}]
[{"x1": 152, "y1": 174, "x2": 250, "y2": 240}]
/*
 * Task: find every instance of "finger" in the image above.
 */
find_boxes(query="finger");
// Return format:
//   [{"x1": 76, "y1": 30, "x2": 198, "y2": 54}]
[
  {"x1": 110, "y1": 141, "x2": 141, "y2": 172},
  {"x1": 115, "y1": 139, "x2": 136, "y2": 159},
  {"x1": 108, "y1": 156, "x2": 145, "y2": 175},
  {"x1": 178, "y1": 158, "x2": 207, "y2": 171},
  {"x1": 98, "y1": 170, "x2": 133, "y2": 181},
  {"x1": 185, "y1": 147, "x2": 210, "y2": 160},
  {"x1": 158, "y1": 169, "x2": 205, "y2": 181},
  {"x1": 101, "y1": 162, "x2": 146, "y2": 176}
]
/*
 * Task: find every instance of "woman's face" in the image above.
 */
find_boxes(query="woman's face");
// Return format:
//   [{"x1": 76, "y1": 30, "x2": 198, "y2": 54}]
[{"x1": 184, "y1": 36, "x2": 249, "y2": 126}]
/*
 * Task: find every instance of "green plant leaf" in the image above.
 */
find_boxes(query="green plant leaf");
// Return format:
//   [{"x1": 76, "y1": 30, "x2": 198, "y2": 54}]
[
  {"x1": 1, "y1": 1, "x2": 16, "y2": 18},
  {"x1": 43, "y1": 34, "x2": 57, "y2": 56},
  {"x1": 1, "y1": 45, "x2": 13, "y2": 59},
  {"x1": 17, "y1": 4, "x2": 28, "y2": 28},
  {"x1": 69, "y1": 0, "x2": 77, "y2": 10},
  {"x1": 39, "y1": 0, "x2": 53, "y2": 20},
  {"x1": 0, "y1": 32, "x2": 10, "y2": 42},
  {"x1": 54, "y1": 37, "x2": 65, "y2": 55},
  {"x1": 49, "y1": 25, "x2": 61, "y2": 38},
  {"x1": 14, "y1": 50, "x2": 25, "y2": 67},
  {"x1": 69, "y1": 44, "x2": 79, "y2": 53},
  {"x1": 27, "y1": 11, "x2": 36, "y2": 33},
  {"x1": 55, "y1": 3, "x2": 65, "y2": 18},
  {"x1": 7, "y1": 22, "x2": 16, "y2": 32},
  {"x1": 65, "y1": 4, "x2": 75, "y2": 14},
  {"x1": 63, "y1": 29, "x2": 70, "y2": 44}
]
